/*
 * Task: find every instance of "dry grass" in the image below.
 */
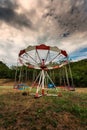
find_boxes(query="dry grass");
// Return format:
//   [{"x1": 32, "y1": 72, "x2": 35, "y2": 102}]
[
  {"x1": 0, "y1": 79, "x2": 14, "y2": 86},
  {"x1": 75, "y1": 88, "x2": 87, "y2": 93},
  {"x1": 0, "y1": 85, "x2": 87, "y2": 130}
]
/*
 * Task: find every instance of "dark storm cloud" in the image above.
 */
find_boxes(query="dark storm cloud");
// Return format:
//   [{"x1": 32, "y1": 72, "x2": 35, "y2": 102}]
[
  {"x1": 0, "y1": 0, "x2": 33, "y2": 29},
  {"x1": 44, "y1": 0, "x2": 87, "y2": 37},
  {"x1": 57, "y1": 6, "x2": 87, "y2": 33},
  {"x1": 0, "y1": 0, "x2": 87, "y2": 38},
  {"x1": 0, "y1": 0, "x2": 18, "y2": 9}
]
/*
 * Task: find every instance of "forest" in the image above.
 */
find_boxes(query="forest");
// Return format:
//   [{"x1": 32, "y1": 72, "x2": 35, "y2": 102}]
[{"x1": 0, "y1": 59, "x2": 87, "y2": 87}]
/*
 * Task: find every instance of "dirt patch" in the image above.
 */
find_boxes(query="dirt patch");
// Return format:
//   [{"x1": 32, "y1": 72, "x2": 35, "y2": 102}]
[
  {"x1": 76, "y1": 88, "x2": 87, "y2": 93},
  {"x1": 0, "y1": 79, "x2": 14, "y2": 86},
  {"x1": 0, "y1": 79, "x2": 31, "y2": 86}
]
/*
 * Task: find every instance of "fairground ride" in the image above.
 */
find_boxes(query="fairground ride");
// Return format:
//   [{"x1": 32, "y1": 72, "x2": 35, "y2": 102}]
[{"x1": 14, "y1": 44, "x2": 75, "y2": 98}]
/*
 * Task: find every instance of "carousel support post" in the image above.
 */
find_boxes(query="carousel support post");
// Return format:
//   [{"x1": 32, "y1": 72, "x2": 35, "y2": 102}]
[{"x1": 41, "y1": 59, "x2": 45, "y2": 96}]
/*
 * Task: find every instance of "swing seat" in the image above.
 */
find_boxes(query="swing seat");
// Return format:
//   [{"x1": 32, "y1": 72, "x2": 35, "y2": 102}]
[
  {"x1": 48, "y1": 84, "x2": 54, "y2": 88},
  {"x1": 19, "y1": 88, "x2": 24, "y2": 90}
]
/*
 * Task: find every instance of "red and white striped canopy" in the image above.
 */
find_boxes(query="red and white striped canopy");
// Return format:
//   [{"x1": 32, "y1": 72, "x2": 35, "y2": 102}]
[{"x1": 18, "y1": 44, "x2": 68, "y2": 70}]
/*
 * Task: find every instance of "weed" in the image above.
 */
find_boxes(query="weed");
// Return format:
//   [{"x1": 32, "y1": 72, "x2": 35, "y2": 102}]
[{"x1": 0, "y1": 114, "x2": 3, "y2": 118}]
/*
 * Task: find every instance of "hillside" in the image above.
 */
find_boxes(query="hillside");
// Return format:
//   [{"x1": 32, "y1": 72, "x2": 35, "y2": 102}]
[
  {"x1": 70, "y1": 59, "x2": 87, "y2": 87},
  {"x1": 0, "y1": 59, "x2": 87, "y2": 87}
]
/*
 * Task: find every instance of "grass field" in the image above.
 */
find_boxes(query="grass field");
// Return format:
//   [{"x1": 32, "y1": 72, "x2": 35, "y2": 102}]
[{"x1": 0, "y1": 86, "x2": 87, "y2": 130}]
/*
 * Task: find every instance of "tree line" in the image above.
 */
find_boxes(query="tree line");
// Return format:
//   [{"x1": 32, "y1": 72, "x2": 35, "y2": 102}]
[{"x1": 0, "y1": 59, "x2": 87, "y2": 87}]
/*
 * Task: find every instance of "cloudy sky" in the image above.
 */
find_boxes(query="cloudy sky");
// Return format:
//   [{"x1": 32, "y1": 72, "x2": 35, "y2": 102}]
[{"x1": 0, "y1": 0, "x2": 87, "y2": 66}]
